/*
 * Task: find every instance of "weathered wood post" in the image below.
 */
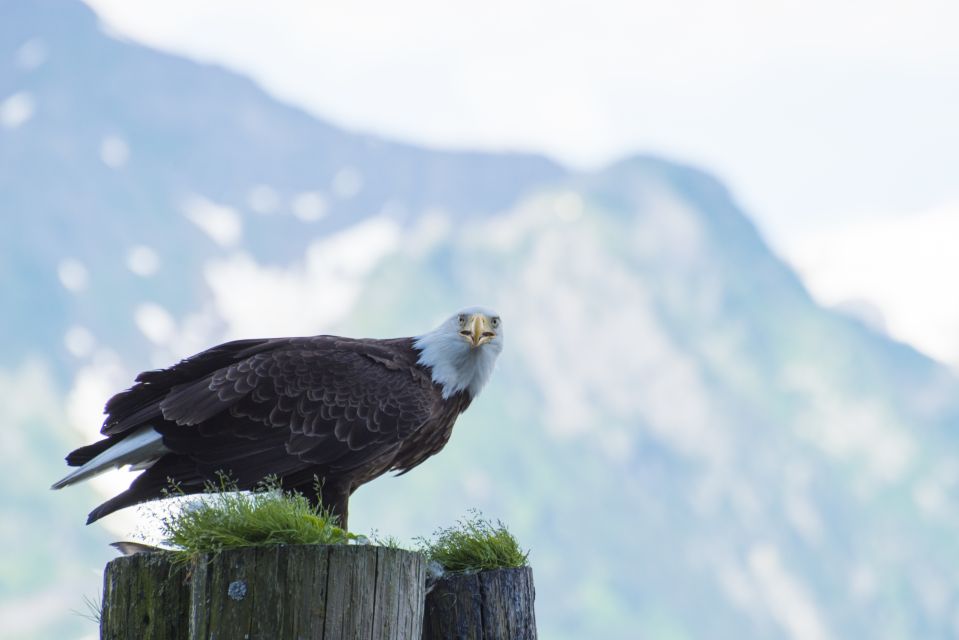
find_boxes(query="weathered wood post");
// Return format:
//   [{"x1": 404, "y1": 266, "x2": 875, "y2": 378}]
[
  {"x1": 421, "y1": 567, "x2": 537, "y2": 640},
  {"x1": 100, "y1": 551, "x2": 190, "y2": 639},
  {"x1": 101, "y1": 545, "x2": 426, "y2": 639}
]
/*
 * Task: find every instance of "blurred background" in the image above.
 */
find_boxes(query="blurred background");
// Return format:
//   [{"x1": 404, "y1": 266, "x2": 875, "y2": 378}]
[{"x1": 3, "y1": 0, "x2": 959, "y2": 637}]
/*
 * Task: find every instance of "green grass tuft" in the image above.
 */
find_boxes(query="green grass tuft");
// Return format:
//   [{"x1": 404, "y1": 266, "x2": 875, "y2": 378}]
[
  {"x1": 418, "y1": 510, "x2": 529, "y2": 573},
  {"x1": 368, "y1": 529, "x2": 407, "y2": 550},
  {"x1": 158, "y1": 474, "x2": 357, "y2": 561},
  {"x1": 150, "y1": 475, "x2": 529, "y2": 574},
  {"x1": 71, "y1": 592, "x2": 102, "y2": 625},
  {"x1": 70, "y1": 594, "x2": 103, "y2": 626}
]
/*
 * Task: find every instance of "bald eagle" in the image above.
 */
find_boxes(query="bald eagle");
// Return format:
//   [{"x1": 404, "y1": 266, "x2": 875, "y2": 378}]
[{"x1": 52, "y1": 308, "x2": 503, "y2": 529}]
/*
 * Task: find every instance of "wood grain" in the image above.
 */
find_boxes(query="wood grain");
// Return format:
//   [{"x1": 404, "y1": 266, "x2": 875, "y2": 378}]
[
  {"x1": 101, "y1": 545, "x2": 425, "y2": 639},
  {"x1": 422, "y1": 567, "x2": 537, "y2": 640}
]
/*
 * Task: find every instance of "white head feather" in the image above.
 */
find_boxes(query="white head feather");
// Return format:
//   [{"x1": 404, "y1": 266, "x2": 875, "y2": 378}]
[{"x1": 413, "y1": 306, "x2": 504, "y2": 399}]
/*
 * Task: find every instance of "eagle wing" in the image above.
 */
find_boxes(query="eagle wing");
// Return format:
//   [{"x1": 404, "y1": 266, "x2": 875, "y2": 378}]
[
  {"x1": 159, "y1": 337, "x2": 437, "y2": 474},
  {"x1": 155, "y1": 337, "x2": 439, "y2": 480},
  {"x1": 85, "y1": 336, "x2": 440, "y2": 520}
]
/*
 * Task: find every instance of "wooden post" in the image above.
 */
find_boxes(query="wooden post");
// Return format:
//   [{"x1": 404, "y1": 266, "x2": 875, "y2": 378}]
[
  {"x1": 421, "y1": 567, "x2": 537, "y2": 640},
  {"x1": 101, "y1": 545, "x2": 426, "y2": 639},
  {"x1": 100, "y1": 551, "x2": 191, "y2": 639}
]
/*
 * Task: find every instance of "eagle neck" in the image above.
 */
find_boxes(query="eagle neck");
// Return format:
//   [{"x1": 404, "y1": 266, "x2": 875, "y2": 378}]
[{"x1": 413, "y1": 330, "x2": 499, "y2": 400}]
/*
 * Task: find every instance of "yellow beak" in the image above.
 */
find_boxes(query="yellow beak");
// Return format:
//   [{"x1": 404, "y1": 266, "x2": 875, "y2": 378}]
[{"x1": 464, "y1": 314, "x2": 495, "y2": 348}]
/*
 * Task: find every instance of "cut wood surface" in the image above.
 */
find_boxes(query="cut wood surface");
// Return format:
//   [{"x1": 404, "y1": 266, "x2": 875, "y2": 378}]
[
  {"x1": 101, "y1": 545, "x2": 426, "y2": 640},
  {"x1": 422, "y1": 567, "x2": 537, "y2": 640}
]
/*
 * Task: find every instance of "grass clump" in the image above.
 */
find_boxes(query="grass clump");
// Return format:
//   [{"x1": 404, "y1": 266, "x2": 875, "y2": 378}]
[
  {"x1": 369, "y1": 529, "x2": 406, "y2": 550},
  {"x1": 158, "y1": 474, "x2": 356, "y2": 560},
  {"x1": 71, "y1": 593, "x2": 102, "y2": 625},
  {"x1": 418, "y1": 510, "x2": 528, "y2": 573}
]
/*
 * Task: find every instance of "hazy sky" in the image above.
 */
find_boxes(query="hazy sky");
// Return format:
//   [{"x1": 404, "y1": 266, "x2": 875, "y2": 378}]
[{"x1": 82, "y1": 0, "x2": 959, "y2": 364}]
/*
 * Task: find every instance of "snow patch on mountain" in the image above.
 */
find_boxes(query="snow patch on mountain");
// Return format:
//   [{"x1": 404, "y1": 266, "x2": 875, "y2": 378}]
[
  {"x1": 182, "y1": 195, "x2": 243, "y2": 247},
  {"x1": 134, "y1": 302, "x2": 176, "y2": 345},
  {"x1": 126, "y1": 245, "x2": 160, "y2": 277},
  {"x1": 15, "y1": 37, "x2": 47, "y2": 71},
  {"x1": 204, "y1": 216, "x2": 400, "y2": 338},
  {"x1": 64, "y1": 326, "x2": 96, "y2": 358},
  {"x1": 0, "y1": 91, "x2": 34, "y2": 128},
  {"x1": 747, "y1": 544, "x2": 832, "y2": 640},
  {"x1": 99, "y1": 135, "x2": 129, "y2": 169},
  {"x1": 331, "y1": 166, "x2": 363, "y2": 199},
  {"x1": 57, "y1": 258, "x2": 89, "y2": 292},
  {"x1": 291, "y1": 190, "x2": 328, "y2": 222},
  {"x1": 247, "y1": 184, "x2": 280, "y2": 215}
]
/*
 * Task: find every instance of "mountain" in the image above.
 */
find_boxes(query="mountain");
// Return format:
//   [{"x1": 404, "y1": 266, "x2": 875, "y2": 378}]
[
  {"x1": 0, "y1": 0, "x2": 564, "y2": 377},
  {"x1": 3, "y1": 1, "x2": 959, "y2": 638}
]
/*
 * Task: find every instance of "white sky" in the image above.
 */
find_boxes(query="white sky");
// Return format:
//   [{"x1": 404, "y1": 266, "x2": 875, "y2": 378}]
[{"x1": 81, "y1": 0, "x2": 959, "y2": 364}]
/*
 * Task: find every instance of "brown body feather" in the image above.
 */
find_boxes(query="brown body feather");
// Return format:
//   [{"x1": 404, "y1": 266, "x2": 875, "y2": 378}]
[{"x1": 71, "y1": 336, "x2": 472, "y2": 527}]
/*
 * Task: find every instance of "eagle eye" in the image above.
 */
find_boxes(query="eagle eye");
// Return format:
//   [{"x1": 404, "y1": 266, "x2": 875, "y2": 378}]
[
  {"x1": 491, "y1": 317, "x2": 500, "y2": 328},
  {"x1": 458, "y1": 314, "x2": 467, "y2": 326}
]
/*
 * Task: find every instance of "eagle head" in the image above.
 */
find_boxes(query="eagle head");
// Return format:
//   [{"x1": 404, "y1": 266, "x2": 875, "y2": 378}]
[{"x1": 414, "y1": 307, "x2": 503, "y2": 399}]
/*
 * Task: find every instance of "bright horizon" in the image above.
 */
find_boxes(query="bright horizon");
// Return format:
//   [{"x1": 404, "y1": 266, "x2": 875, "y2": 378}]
[{"x1": 78, "y1": 0, "x2": 959, "y2": 365}]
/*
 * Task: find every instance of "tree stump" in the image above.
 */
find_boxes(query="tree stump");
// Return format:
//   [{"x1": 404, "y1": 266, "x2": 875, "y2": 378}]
[
  {"x1": 101, "y1": 545, "x2": 426, "y2": 640},
  {"x1": 422, "y1": 567, "x2": 537, "y2": 640}
]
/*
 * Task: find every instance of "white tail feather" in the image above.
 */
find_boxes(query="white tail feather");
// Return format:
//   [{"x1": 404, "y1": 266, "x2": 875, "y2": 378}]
[{"x1": 51, "y1": 427, "x2": 168, "y2": 489}]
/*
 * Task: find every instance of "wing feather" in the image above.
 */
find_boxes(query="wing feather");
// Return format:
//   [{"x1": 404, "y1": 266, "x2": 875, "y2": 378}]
[
  {"x1": 153, "y1": 337, "x2": 439, "y2": 479},
  {"x1": 101, "y1": 338, "x2": 279, "y2": 436}
]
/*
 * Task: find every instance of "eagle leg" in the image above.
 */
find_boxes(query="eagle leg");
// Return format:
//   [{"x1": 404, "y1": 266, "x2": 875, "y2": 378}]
[{"x1": 295, "y1": 478, "x2": 352, "y2": 531}]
